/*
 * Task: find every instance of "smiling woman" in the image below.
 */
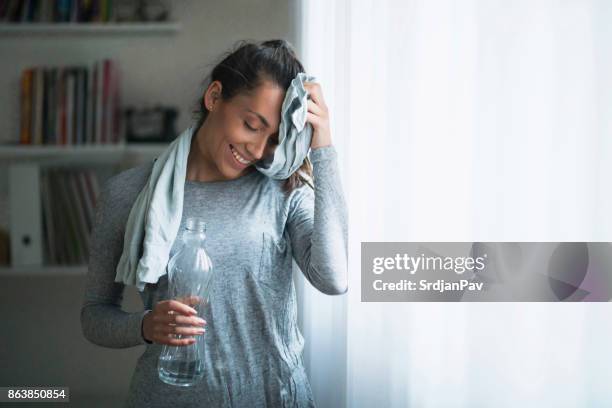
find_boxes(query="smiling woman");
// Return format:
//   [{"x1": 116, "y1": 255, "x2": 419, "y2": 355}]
[
  {"x1": 80, "y1": 39, "x2": 348, "y2": 408},
  {"x1": 187, "y1": 79, "x2": 283, "y2": 179}
]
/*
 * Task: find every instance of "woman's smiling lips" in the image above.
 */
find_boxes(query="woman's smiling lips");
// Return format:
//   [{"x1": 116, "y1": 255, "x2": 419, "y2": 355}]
[{"x1": 228, "y1": 143, "x2": 253, "y2": 169}]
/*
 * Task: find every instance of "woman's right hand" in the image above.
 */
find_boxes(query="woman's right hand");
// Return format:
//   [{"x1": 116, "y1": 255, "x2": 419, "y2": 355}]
[{"x1": 142, "y1": 299, "x2": 207, "y2": 346}]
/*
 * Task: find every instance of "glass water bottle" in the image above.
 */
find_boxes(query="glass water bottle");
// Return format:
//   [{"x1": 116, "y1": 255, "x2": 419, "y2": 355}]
[{"x1": 157, "y1": 217, "x2": 214, "y2": 387}]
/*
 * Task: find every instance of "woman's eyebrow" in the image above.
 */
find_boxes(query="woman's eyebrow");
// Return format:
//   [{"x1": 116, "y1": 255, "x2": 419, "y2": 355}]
[{"x1": 246, "y1": 109, "x2": 271, "y2": 128}]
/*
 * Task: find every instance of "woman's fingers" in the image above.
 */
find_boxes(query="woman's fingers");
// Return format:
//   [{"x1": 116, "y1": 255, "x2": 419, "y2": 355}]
[
  {"x1": 168, "y1": 338, "x2": 197, "y2": 346},
  {"x1": 153, "y1": 325, "x2": 204, "y2": 346},
  {"x1": 150, "y1": 322, "x2": 205, "y2": 346},
  {"x1": 154, "y1": 313, "x2": 206, "y2": 327},
  {"x1": 307, "y1": 111, "x2": 325, "y2": 128},
  {"x1": 305, "y1": 92, "x2": 330, "y2": 133},
  {"x1": 176, "y1": 295, "x2": 203, "y2": 308},
  {"x1": 307, "y1": 99, "x2": 325, "y2": 117},
  {"x1": 156, "y1": 324, "x2": 206, "y2": 337},
  {"x1": 155, "y1": 334, "x2": 197, "y2": 347},
  {"x1": 162, "y1": 299, "x2": 198, "y2": 316},
  {"x1": 303, "y1": 81, "x2": 326, "y2": 107}
]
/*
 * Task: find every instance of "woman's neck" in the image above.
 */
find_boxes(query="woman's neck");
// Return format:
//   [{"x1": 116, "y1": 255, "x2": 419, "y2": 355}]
[{"x1": 186, "y1": 123, "x2": 222, "y2": 182}]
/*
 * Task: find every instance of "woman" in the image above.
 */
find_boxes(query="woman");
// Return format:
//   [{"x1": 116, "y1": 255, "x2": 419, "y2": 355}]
[{"x1": 81, "y1": 39, "x2": 348, "y2": 407}]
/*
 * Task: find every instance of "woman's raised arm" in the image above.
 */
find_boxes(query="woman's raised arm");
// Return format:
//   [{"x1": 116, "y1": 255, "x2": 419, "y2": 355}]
[{"x1": 286, "y1": 145, "x2": 349, "y2": 295}]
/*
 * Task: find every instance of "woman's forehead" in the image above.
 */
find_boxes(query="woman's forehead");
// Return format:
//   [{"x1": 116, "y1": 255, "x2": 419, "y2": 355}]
[{"x1": 235, "y1": 83, "x2": 284, "y2": 127}]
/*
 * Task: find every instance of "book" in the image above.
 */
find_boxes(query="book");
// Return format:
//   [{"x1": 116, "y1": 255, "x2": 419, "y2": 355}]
[
  {"x1": 101, "y1": 59, "x2": 109, "y2": 143},
  {"x1": 33, "y1": 68, "x2": 44, "y2": 144},
  {"x1": 40, "y1": 171, "x2": 57, "y2": 264},
  {"x1": 65, "y1": 68, "x2": 74, "y2": 145},
  {"x1": 94, "y1": 60, "x2": 103, "y2": 143},
  {"x1": 48, "y1": 67, "x2": 58, "y2": 145},
  {"x1": 42, "y1": 67, "x2": 49, "y2": 144},
  {"x1": 67, "y1": 170, "x2": 90, "y2": 262},
  {"x1": 19, "y1": 68, "x2": 32, "y2": 145}
]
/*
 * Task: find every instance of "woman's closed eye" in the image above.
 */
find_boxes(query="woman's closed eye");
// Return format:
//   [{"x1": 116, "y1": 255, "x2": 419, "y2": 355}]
[
  {"x1": 244, "y1": 120, "x2": 278, "y2": 145},
  {"x1": 244, "y1": 121, "x2": 258, "y2": 132}
]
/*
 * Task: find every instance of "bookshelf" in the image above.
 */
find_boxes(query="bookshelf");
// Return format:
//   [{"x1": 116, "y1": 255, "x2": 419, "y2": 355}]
[
  {"x1": 2, "y1": 143, "x2": 166, "y2": 274},
  {"x1": 1, "y1": 3, "x2": 181, "y2": 274},
  {"x1": 0, "y1": 142, "x2": 168, "y2": 165},
  {"x1": 0, "y1": 22, "x2": 182, "y2": 35},
  {"x1": 0, "y1": 264, "x2": 88, "y2": 276}
]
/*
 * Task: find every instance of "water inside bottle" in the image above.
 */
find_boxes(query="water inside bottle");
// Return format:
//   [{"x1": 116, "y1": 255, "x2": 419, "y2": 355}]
[{"x1": 158, "y1": 353, "x2": 204, "y2": 387}]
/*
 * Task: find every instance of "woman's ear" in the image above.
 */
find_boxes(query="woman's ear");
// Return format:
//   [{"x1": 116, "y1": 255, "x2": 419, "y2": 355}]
[{"x1": 205, "y1": 81, "x2": 223, "y2": 112}]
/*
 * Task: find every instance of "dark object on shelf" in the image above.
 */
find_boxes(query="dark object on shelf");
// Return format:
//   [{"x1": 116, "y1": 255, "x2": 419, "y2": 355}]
[
  {"x1": 124, "y1": 105, "x2": 177, "y2": 143},
  {"x1": 139, "y1": 0, "x2": 169, "y2": 22},
  {"x1": 114, "y1": 0, "x2": 140, "y2": 22},
  {"x1": 0, "y1": 227, "x2": 10, "y2": 266},
  {"x1": 115, "y1": 0, "x2": 169, "y2": 22}
]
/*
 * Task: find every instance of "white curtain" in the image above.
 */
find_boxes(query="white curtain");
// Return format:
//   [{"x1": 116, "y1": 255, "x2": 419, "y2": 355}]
[{"x1": 296, "y1": 0, "x2": 612, "y2": 407}]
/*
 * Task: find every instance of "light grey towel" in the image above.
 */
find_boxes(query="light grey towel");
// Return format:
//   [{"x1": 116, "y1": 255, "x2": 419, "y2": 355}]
[
  {"x1": 255, "y1": 72, "x2": 316, "y2": 179},
  {"x1": 114, "y1": 125, "x2": 195, "y2": 292}
]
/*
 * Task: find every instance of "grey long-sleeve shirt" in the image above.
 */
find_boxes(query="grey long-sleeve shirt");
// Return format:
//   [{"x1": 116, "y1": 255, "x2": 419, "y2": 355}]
[{"x1": 80, "y1": 145, "x2": 348, "y2": 407}]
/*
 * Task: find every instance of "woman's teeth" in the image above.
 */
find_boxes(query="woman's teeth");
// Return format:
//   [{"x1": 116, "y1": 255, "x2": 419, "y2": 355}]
[{"x1": 230, "y1": 145, "x2": 251, "y2": 165}]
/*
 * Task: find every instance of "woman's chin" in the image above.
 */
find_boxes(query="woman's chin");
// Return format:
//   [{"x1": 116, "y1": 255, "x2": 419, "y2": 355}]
[{"x1": 221, "y1": 162, "x2": 252, "y2": 179}]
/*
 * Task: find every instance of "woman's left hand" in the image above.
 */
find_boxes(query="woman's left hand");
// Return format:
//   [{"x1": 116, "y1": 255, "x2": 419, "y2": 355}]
[{"x1": 304, "y1": 81, "x2": 332, "y2": 149}]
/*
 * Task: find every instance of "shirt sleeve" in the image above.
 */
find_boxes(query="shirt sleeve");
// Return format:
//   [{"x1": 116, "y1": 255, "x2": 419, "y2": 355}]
[
  {"x1": 286, "y1": 145, "x2": 349, "y2": 295},
  {"x1": 80, "y1": 180, "x2": 149, "y2": 349}
]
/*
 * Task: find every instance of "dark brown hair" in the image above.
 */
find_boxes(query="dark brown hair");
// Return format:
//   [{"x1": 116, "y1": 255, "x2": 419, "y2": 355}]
[{"x1": 192, "y1": 39, "x2": 314, "y2": 193}]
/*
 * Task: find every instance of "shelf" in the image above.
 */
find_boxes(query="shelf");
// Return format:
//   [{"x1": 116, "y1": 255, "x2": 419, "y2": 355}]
[
  {"x1": 0, "y1": 265, "x2": 88, "y2": 276},
  {"x1": 0, "y1": 22, "x2": 182, "y2": 35},
  {"x1": 0, "y1": 142, "x2": 168, "y2": 165}
]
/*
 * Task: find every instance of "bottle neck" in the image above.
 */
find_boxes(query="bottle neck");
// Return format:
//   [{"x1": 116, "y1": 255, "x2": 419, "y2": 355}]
[{"x1": 181, "y1": 230, "x2": 206, "y2": 246}]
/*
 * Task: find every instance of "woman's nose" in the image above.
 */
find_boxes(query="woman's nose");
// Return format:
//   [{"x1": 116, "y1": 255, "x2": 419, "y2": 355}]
[{"x1": 246, "y1": 139, "x2": 267, "y2": 161}]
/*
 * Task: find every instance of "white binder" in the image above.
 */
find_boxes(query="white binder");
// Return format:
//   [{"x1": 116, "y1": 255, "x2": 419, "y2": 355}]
[{"x1": 9, "y1": 163, "x2": 43, "y2": 266}]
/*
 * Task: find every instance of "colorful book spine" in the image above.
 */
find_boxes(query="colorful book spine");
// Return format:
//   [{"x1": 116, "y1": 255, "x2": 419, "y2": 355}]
[
  {"x1": 19, "y1": 68, "x2": 33, "y2": 145},
  {"x1": 33, "y1": 68, "x2": 43, "y2": 144}
]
